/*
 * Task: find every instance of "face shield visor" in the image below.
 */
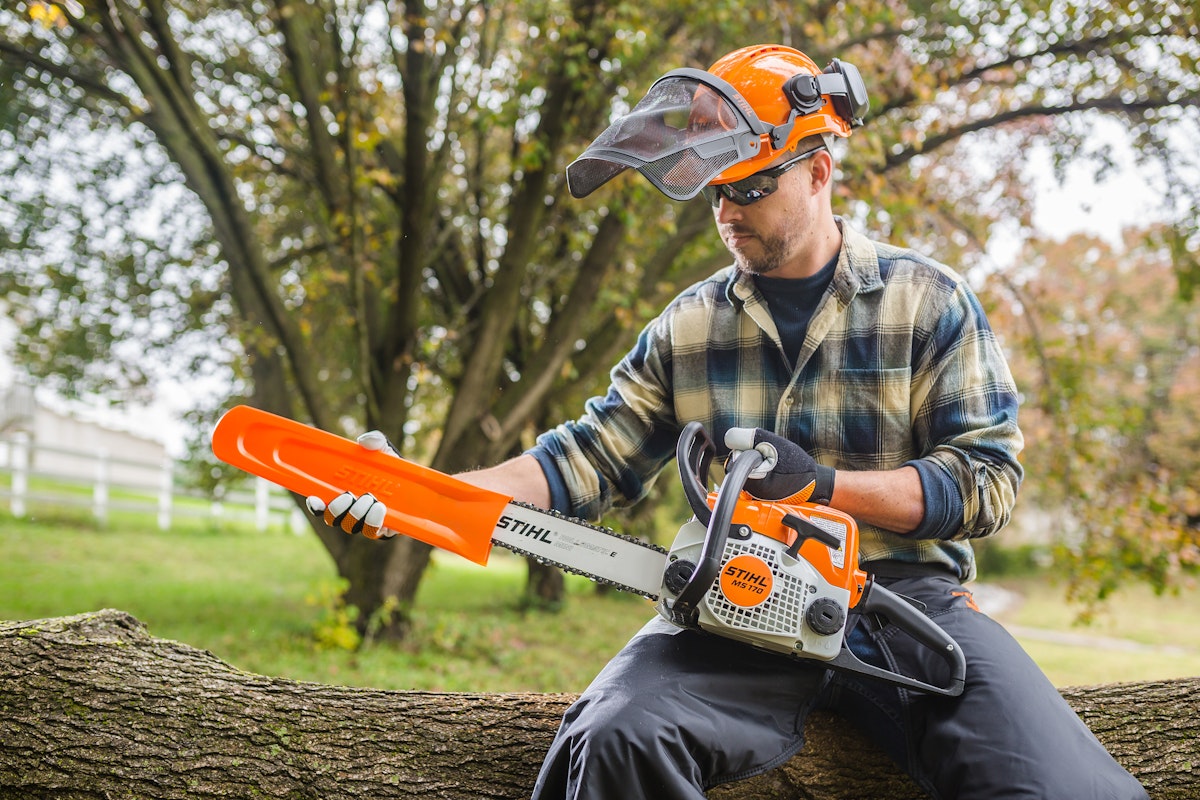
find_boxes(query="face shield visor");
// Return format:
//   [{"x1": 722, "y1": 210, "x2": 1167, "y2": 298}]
[
  {"x1": 567, "y1": 58, "x2": 868, "y2": 202},
  {"x1": 566, "y1": 69, "x2": 776, "y2": 202}
]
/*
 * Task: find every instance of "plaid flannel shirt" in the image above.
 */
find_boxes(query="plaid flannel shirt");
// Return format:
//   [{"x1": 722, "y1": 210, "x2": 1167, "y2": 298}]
[{"x1": 531, "y1": 220, "x2": 1023, "y2": 580}]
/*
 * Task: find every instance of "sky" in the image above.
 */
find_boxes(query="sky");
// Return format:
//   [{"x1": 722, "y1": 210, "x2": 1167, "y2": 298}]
[{"x1": 1028, "y1": 125, "x2": 1163, "y2": 248}]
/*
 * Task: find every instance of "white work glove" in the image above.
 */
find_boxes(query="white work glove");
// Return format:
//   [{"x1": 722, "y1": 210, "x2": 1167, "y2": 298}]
[
  {"x1": 304, "y1": 430, "x2": 398, "y2": 540},
  {"x1": 724, "y1": 427, "x2": 836, "y2": 505}
]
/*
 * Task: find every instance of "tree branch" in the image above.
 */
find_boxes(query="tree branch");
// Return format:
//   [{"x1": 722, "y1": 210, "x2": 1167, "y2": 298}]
[
  {"x1": 94, "y1": 0, "x2": 331, "y2": 430},
  {"x1": 272, "y1": 0, "x2": 345, "y2": 213},
  {"x1": 0, "y1": 39, "x2": 133, "y2": 112},
  {"x1": 883, "y1": 96, "x2": 1197, "y2": 171},
  {"x1": 490, "y1": 211, "x2": 627, "y2": 454}
]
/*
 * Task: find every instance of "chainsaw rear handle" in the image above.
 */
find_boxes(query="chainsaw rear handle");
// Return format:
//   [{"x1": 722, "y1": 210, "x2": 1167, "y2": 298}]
[
  {"x1": 669, "y1": 429, "x2": 764, "y2": 624},
  {"x1": 829, "y1": 580, "x2": 967, "y2": 697}
]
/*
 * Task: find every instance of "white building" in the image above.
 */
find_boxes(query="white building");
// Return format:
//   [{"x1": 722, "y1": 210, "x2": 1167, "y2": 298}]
[{"x1": 0, "y1": 380, "x2": 168, "y2": 488}]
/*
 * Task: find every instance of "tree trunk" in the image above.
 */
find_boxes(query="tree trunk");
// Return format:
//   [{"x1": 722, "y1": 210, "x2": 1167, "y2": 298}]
[
  {"x1": 0, "y1": 611, "x2": 1194, "y2": 799},
  {"x1": 524, "y1": 558, "x2": 566, "y2": 610},
  {"x1": 337, "y1": 534, "x2": 434, "y2": 640}
]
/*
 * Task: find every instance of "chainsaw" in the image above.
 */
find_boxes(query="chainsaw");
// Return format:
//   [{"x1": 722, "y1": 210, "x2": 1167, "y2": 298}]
[{"x1": 212, "y1": 405, "x2": 965, "y2": 696}]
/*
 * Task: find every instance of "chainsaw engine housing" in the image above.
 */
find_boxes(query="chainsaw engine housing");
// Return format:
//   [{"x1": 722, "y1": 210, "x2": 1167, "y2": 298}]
[{"x1": 656, "y1": 517, "x2": 853, "y2": 660}]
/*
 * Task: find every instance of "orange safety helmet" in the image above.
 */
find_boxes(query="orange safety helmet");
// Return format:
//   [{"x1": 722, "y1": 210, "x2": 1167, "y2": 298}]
[
  {"x1": 706, "y1": 44, "x2": 864, "y2": 184},
  {"x1": 566, "y1": 43, "x2": 868, "y2": 201}
]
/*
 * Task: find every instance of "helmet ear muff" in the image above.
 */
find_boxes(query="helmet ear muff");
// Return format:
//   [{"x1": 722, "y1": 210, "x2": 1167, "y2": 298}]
[
  {"x1": 782, "y1": 58, "x2": 869, "y2": 128},
  {"x1": 827, "y1": 59, "x2": 869, "y2": 126},
  {"x1": 782, "y1": 73, "x2": 824, "y2": 116}
]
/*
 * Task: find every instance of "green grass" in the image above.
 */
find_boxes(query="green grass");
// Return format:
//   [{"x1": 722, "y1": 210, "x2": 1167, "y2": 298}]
[
  {"x1": 2, "y1": 511, "x2": 1198, "y2": 691},
  {"x1": 0, "y1": 512, "x2": 651, "y2": 692},
  {"x1": 989, "y1": 576, "x2": 1200, "y2": 686}
]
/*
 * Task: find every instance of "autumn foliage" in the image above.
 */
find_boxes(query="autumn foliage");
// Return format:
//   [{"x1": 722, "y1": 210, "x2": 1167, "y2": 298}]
[{"x1": 988, "y1": 228, "x2": 1200, "y2": 615}]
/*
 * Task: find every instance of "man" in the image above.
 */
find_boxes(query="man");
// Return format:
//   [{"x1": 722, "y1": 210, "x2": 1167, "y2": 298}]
[{"x1": 309, "y1": 44, "x2": 1147, "y2": 799}]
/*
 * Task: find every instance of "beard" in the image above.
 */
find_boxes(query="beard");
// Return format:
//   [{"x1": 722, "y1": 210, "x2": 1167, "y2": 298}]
[{"x1": 721, "y1": 223, "x2": 800, "y2": 276}]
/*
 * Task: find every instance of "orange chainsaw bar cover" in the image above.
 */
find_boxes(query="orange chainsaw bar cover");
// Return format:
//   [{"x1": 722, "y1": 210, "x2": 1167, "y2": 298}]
[{"x1": 211, "y1": 405, "x2": 511, "y2": 565}]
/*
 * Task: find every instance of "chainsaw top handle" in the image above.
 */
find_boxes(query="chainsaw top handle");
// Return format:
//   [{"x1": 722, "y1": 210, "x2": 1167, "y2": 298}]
[{"x1": 669, "y1": 422, "x2": 765, "y2": 624}]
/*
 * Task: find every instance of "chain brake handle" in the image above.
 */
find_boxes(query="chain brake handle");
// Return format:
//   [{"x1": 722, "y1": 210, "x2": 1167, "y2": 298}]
[{"x1": 677, "y1": 420, "x2": 718, "y2": 525}]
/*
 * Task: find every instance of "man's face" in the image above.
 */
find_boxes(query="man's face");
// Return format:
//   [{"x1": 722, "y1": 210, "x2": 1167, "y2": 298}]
[{"x1": 710, "y1": 151, "x2": 823, "y2": 278}]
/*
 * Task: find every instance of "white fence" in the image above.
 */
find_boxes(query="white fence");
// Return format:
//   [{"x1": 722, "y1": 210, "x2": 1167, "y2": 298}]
[{"x1": 0, "y1": 432, "x2": 306, "y2": 533}]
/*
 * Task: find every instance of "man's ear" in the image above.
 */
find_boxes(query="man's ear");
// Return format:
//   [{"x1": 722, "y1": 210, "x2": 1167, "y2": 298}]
[{"x1": 808, "y1": 149, "x2": 835, "y2": 196}]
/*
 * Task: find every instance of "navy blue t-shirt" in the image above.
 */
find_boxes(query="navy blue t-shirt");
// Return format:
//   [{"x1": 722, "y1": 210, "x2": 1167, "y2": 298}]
[{"x1": 752, "y1": 256, "x2": 837, "y2": 370}]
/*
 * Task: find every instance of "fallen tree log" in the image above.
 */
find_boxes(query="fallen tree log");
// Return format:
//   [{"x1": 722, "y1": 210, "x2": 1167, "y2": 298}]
[{"x1": 0, "y1": 610, "x2": 1194, "y2": 799}]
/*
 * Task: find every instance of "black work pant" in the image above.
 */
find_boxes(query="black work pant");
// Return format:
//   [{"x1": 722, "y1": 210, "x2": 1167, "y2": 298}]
[{"x1": 530, "y1": 574, "x2": 1148, "y2": 800}]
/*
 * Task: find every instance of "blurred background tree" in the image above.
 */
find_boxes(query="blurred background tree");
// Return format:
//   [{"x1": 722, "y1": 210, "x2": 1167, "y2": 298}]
[
  {"x1": 1, "y1": 0, "x2": 1197, "y2": 637},
  {"x1": 989, "y1": 228, "x2": 1200, "y2": 620}
]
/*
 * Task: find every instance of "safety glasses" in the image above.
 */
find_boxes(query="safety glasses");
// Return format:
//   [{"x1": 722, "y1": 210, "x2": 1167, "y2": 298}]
[{"x1": 699, "y1": 146, "x2": 826, "y2": 207}]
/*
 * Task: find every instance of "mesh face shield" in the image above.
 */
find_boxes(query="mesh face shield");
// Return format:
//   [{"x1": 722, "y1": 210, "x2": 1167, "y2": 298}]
[{"x1": 566, "y1": 69, "x2": 771, "y2": 201}]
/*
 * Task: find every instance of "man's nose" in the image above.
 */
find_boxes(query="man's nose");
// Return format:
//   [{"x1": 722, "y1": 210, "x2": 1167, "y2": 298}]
[{"x1": 713, "y1": 194, "x2": 743, "y2": 223}]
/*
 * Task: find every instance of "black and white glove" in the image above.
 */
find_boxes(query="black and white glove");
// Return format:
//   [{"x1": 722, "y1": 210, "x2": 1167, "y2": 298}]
[
  {"x1": 724, "y1": 427, "x2": 835, "y2": 505},
  {"x1": 304, "y1": 430, "x2": 398, "y2": 540}
]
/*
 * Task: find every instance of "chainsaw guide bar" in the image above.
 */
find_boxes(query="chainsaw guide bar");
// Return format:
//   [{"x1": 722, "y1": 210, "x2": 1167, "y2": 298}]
[{"x1": 497, "y1": 501, "x2": 668, "y2": 599}]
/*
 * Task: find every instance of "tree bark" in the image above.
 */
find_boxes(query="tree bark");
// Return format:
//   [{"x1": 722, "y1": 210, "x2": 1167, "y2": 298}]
[{"x1": 0, "y1": 610, "x2": 1194, "y2": 799}]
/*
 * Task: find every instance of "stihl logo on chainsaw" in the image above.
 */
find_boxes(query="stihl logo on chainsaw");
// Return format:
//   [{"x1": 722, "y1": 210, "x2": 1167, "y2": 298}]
[
  {"x1": 496, "y1": 514, "x2": 554, "y2": 543},
  {"x1": 496, "y1": 514, "x2": 621, "y2": 558},
  {"x1": 720, "y1": 554, "x2": 774, "y2": 608}
]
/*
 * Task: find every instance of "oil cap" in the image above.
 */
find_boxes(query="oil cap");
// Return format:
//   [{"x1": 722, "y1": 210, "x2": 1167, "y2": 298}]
[{"x1": 805, "y1": 597, "x2": 846, "y2": 636}]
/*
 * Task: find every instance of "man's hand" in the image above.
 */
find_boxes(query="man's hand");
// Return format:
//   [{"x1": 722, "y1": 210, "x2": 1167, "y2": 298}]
[
  {"x1": 724, "y1": 427, "x2": 835, "y2": 505},
  {"x1": 304, "y1": 430, "x2": 398, "y2": 540}
]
